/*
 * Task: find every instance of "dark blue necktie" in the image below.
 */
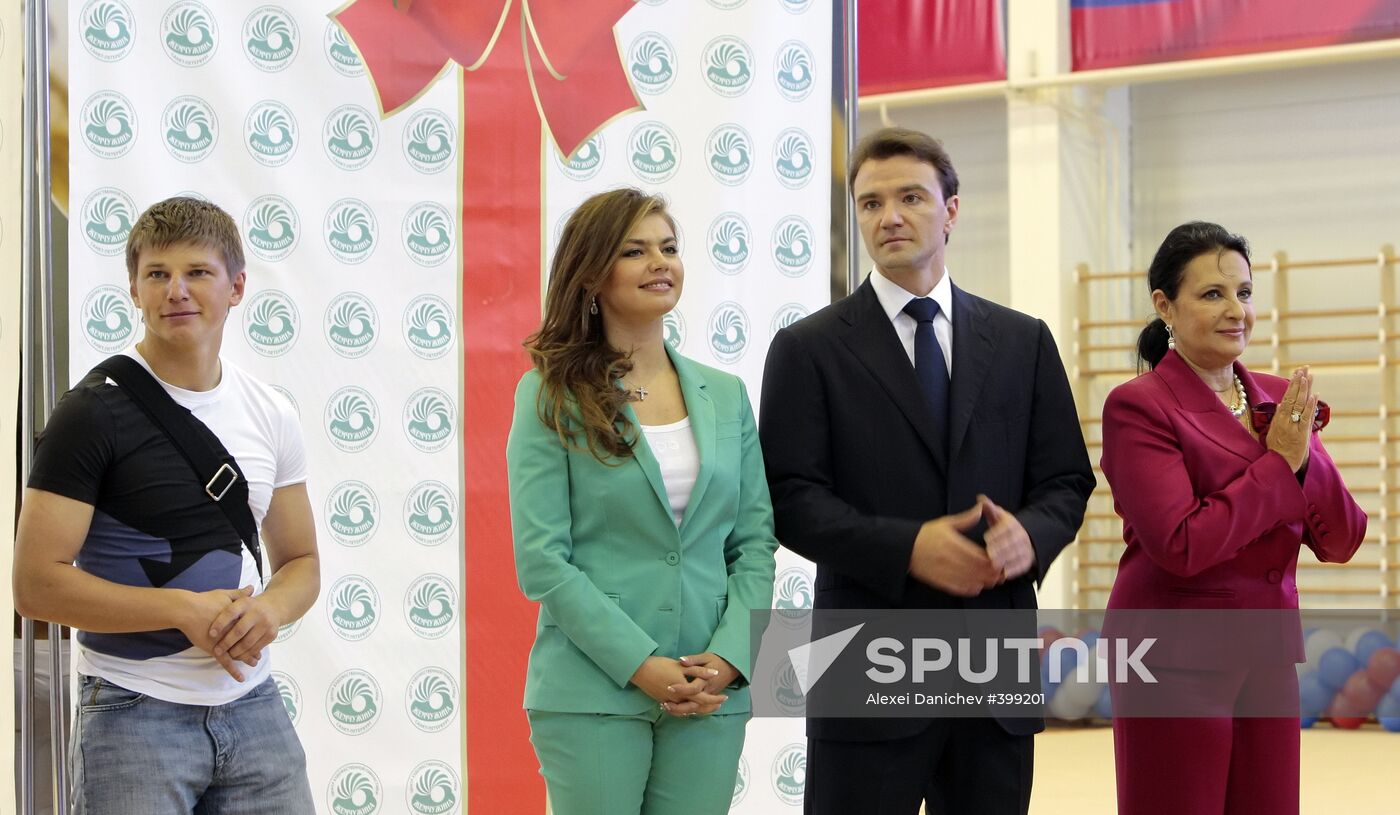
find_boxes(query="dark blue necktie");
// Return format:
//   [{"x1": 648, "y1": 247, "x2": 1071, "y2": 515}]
[{"x1": 902, "y1": 297, "x2": 949, "y2": 439}]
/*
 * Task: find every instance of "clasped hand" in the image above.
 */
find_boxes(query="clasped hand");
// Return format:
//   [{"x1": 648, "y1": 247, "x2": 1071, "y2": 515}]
[
  {"x1": 630, "y1": 652, "x2": 739, "y2": 718},
  {"x1": 909, "y1": 495, "x2": 1035, "y2": 596},
  {"x1": 1266, "y1": 366, "x2": 1318, "y2": 474},
  {"x1": 178, "y1": 585, "x2": 282, "y2": 682}
]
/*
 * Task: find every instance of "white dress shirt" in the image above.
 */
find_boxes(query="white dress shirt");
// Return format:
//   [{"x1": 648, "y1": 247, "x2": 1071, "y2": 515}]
[{"x1": 868, "y1": 267, "x2": 954, "y2": 373}]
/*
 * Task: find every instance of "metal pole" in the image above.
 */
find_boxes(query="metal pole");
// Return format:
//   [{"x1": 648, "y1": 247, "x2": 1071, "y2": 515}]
[
  {"x1": 843, "y1": 0, "x2": 860, "y2": 297},
  {"x1": 33, "y1": 0, "x2": 68, "y2": 810},
  {"x1": 18, "y1": 0, "x2": 40, "y2": 811}
]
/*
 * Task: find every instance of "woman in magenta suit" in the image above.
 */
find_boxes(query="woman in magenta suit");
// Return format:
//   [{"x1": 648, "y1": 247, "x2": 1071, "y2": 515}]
[{"x1": 1100, "y1": 222, "x2": 1367, "y2": 814}]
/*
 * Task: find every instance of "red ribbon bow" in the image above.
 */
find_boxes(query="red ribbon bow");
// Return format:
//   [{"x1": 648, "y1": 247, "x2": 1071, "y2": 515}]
[{"x1": 336, "y1": 0, "x2": 638, "y2": 157}]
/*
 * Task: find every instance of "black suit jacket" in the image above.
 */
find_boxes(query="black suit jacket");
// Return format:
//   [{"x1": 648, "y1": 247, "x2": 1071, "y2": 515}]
[{"x1": 759, "y1": 278, "x2": 1095, "y2": 741}]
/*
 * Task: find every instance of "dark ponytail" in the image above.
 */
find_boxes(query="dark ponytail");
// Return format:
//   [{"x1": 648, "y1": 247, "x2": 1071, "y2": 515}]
[
  {"x1": 1137, "y1": 317, "x2": 1171, "y2": 370},
  {"x1": 1136, "y1": 221, "x2": 1251, "y2": 370}
]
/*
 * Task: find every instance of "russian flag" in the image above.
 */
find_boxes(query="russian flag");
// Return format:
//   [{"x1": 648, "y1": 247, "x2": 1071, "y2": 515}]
[{"x1": 1073, "y1": 0, "x2": 1400, "y2": 71}]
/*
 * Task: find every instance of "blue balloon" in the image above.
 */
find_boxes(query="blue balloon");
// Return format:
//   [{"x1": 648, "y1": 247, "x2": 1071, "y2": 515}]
[
  {"x1": 1046, "y1": 646, "x2": 1080, "y2": 683},
  {"x1": 1318, "y1": 648, "x2": 1362, "y2": 692},
  {"x1": 1356, "y1": 631, "x2": 1395, "y2": 665},
  {"x1": 1299, "y1": 672, "x2": 1333, "y2": 718},
  {"x1": 1093, "y1": 685, "x2": 1114, "y2": 719},
  {"x1": 1379, "y1": 697, "x2": 1400, "y2": 732},
  {"x1": 1039, "y1": 660, "x2": 1058, "y2": 697}
]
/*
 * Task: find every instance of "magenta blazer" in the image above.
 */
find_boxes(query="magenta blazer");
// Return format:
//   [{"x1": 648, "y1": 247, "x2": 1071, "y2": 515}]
[{"x1": 1101, "y1": 350, "x2": 1366, "y2": 645}]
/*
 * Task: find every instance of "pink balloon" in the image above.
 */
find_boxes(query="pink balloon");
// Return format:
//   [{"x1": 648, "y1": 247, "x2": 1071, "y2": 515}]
[{"x1": 1366, "y1": 647, "x2": 1400, "y2": 692}]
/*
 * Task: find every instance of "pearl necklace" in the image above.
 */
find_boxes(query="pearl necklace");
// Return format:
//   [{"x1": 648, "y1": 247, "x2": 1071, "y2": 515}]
[{"x1": 1226, "y1": 375, "x2": 1247, "y2": 417}]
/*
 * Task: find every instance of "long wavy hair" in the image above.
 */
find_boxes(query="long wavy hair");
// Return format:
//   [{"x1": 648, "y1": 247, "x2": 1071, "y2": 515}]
[{"x1": 524, "y1": 188, "x2": 676, "y2": 462}]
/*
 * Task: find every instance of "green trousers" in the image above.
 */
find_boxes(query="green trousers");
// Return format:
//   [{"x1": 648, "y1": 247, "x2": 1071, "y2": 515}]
[{"x1": 527, "y1": 708, "x2": 748, "y2": 815}]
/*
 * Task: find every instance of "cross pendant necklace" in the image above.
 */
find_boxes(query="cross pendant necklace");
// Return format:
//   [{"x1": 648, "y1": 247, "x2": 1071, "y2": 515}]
[{"x1": 633, "y1": 384, "x2": 649, "y2": 401}]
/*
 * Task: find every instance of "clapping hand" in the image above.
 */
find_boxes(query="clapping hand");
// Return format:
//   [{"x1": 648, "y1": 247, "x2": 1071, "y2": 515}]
[{"x1": 1266, "y1": 367, "x2": 1318, "y2": 474}]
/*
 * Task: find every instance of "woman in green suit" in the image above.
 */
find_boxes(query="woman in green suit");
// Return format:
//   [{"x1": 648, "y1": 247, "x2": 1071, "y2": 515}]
[{"x1": 507, "y1": 188, "x2": 779, "y2": 814}]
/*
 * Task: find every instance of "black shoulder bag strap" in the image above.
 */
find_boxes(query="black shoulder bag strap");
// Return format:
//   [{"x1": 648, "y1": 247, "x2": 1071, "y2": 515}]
[{"x1": 94, "y1": 354, "x2": 263, "y2": 579}]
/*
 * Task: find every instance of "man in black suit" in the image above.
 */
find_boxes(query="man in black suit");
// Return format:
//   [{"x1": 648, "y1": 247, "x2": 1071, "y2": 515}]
[{"x1": 759, "y1": 127, "x2": 1094, "y2": 814}]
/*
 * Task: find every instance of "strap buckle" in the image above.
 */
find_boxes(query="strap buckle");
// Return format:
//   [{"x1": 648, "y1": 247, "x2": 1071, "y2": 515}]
[{"x1": 205, "y1": 463, "x2": 238, "y2": 501}]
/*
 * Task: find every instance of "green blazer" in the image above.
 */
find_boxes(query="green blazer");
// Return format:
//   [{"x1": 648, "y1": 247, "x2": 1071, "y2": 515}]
[{"x1": 507, "y1": 345, "x2": 778, "y2": 715}]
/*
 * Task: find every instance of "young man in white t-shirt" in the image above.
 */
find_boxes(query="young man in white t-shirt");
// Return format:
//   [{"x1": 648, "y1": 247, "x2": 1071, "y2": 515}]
[{"x1": 14, "y1": 196, "x2": 320, "y2": 813}]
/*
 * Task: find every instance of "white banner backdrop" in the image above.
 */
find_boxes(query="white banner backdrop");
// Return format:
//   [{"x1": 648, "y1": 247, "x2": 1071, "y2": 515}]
[
  {"x1": 68, "y1": 2, "x2": 463, "y2": 812},
  {"x1": 545, "y1": 3, "x2": 828, "y2": 811},
  {"x1": 68, "y1": 0, "x2": 828, "y2": 811}
]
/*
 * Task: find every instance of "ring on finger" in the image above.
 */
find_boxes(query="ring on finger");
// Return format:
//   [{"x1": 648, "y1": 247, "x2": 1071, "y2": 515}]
[{"x1": 1289, "y1": 408, "x2": 1303, "y2": 423}]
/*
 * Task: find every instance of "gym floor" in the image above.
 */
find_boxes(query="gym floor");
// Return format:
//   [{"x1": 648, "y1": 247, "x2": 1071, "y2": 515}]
[{"x1": 1029, "y1": 725, "x2": 1400, "y2": 813}]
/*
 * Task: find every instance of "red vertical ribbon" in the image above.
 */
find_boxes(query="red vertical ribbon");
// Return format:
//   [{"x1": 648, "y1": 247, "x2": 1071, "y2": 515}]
[{"x1": 336, "y1": 1, "x2": 639, "y2": 810}]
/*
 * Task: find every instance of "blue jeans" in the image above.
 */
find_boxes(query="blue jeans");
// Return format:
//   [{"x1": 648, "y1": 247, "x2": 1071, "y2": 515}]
[{"x1": 70, "y1": 675, "x2": 313, "y2": 815}]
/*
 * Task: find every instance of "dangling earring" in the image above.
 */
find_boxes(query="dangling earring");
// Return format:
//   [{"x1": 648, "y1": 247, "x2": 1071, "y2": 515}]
[
  {"x1": 1165, "y1": 323, "x2": 1175, "y2": 350},
  {"x1": 589, "y1": 297, "x2": 599, "y2": 316}
]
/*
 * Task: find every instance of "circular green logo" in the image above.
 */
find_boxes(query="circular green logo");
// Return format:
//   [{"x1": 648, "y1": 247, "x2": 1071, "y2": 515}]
[
  {"x1": 243, "y1": 6, "x2": 298, "y2": 72},
  {"x1": 403, "y1": 387, "x2": 455, "y2": 453},
  {"x1": 771, "y1": 743, "x2": 807, "y2": 805},
  {"x1": 732, "y1": 756, "x2": 749, "y2": 806},
  {"x1": 557, "y1": 135, "x2": 604, "y2": 182},
  {"x1": 324, "y1": 386, "x2": 380, "y2": 453},
  {"x1": 772, "y1": 215, "x2": 815, "y2": 277},
  {"x1": 328, "y1": 763, "x2": 382, "y2": 815},
  {"x1": 324, "y1": 292, "x2": 379, "y2": 359},
  {"x1": 162, "y1": 95, "x2": 218, "y2": 163},
  {"x1": 406, "y1": 760, "x2": 460, "y2": 815},
  {"x1": 771, "y1": 302, "x2": 810, "y2": 335},
  {"x1": 82, "y1": 284, "x2": 136, "y2": 353},
  {"x1": 663, "y1": 309, "x2": 685, "y2": 350},
  {"x1": 80, "y1": 0, "x2": 135, "y2": 62},
  {"x1": 702, "y1": 36, "x2": 753, "y2": 98},
  {"x1": 324, "y1": 22, "x2": 364, "y2": 77},
  {"x1": 80, "y1": 187, "x2": 136, "y2": 256},
  {"x1": 324, "y1": 198, "x2": 378, "y2": 264},
  {"x1": 242, "y1": 289, "x2": 300, "y2": 357},
  {"x1": 406, "y1": 667, "x2": 458, "y2": 733},
  {"x1": 402, "y1": 202, "x2": 453, "y2": 267},
  {"x1": 326, "y1": 574, "x2": 380, "y2": 642},
  {"x1": 244, "y1": 100, "x2": 298, "y2": 167},
  {"x1": 775, "y1": 41, "x2": 815, "y2": 101},
  {"x1": 404, "y1": 573, "x2": 457, "y2": 640},
  {"x1": 274, "y1": 618, "x2": 301, "y2": 643},
  {"x1": 705, "y1": 124, "x2": 752, "y2": 187},
  {"x1": 774, "y1": 128, "x2": 815, "y2": 189},
  {"x1": 628, "y1": 121, "x2": 681, "y2": 184},
  {"x1": 773, "y1": 658, "x2": 806, "y2": 714},
  {"x1": 323, "y1": 104, "x2": 378, "y2": 170},
  {"x1": 708, "y1": 301, "x2": 750, "y2": 364},
  {"x1": 402, "y1": 295, "x2": 455, "y2": 360},
  {"x1": 706, "y1": 212, "x2": 750, "y2": 275},
  {"x1": 325, "y1": 669, "x2": 382, "y2": 735},
  {"x1": 243, "y1": 195, "x2": 300, "y2": 262},
  {"x1": 402, "y1": 109, "x2": 455, "y2": 174},
  {"x1": 773, "y1": 566, "x2": 814, "y2": 610},
  {"x1": 404, "y1": 480, "x2": 456, "y2": 546},
  {"x1": 80, "y1": 90, "x2": 138, "y2": 159},
  {"x1": 628, "y1": 32, "x2": 675, "y2": 95},
  {"x1": 160, "y1": 2, "x2": 218, "y2": 67},
  {"x1": 325, "y1": 480, "x2": 380, "y2": 547},
  {"x1": 270, "y1": 670, "x2": 302, "y2": 724}
]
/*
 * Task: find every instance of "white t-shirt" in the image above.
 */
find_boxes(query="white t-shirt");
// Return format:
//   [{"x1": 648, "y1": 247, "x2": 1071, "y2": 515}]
[
  {"x1": 641, "y1": 417, "x2": 700, "y2": 527},
  {"x1": 73, "y1": 348, "x2": 308, "y2": 705}
]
